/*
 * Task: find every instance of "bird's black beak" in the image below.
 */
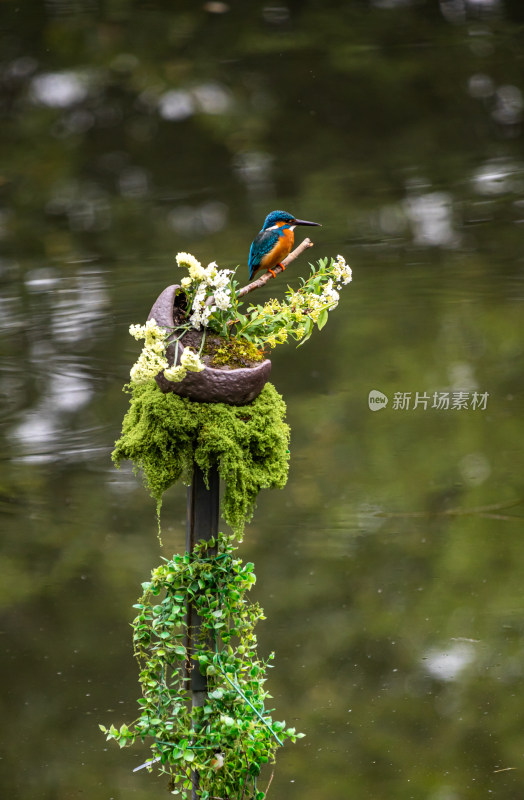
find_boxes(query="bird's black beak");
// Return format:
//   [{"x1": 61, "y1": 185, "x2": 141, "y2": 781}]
[{"x1": 293, "y1": 218, "x2": 321, "y2": 227}]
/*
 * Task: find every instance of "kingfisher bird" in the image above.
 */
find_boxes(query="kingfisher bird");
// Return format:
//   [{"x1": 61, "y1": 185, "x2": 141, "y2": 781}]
[{"x1": 248, "y1": 209, "x2": 321, "y2": 281}]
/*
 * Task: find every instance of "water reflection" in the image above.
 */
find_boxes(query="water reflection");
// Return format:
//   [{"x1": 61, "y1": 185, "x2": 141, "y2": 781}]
[
  {"x1": 473, "y1": 158, "x2": 524, "y2": 195},
  {"x1": 424, "y1": 641, "x2": 477, "y2": 682},
  {"x1": 404, "y1": 188, "x2": 459, "y2": 248},
  {"x1": 440, "y1": 0, "x2": 502, "y2": 23},
  {"x1": 167, "y1": 200, "x2": 228, "y2": 236},
  {"x1": 31, "y1": 70, "x2": 90, "y2": 108},
  {"x1": 1, "y1": 2, "x2": 524, "y2": 799},
  {"x1": 2, "y1": 266, "x2": 111, "y2": 463},
  {"x1": 10, "y1": 361, "x2": 98, "y2": 463}
]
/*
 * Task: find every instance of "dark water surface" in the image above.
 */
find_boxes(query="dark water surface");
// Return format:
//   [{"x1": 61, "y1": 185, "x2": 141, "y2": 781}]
[{"x1": 1, "y1": 2, "x2": 524, "y2": 799}]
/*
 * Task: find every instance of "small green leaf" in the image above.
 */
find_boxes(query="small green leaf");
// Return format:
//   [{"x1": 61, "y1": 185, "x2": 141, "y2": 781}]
[{"x1": 317, "y1": 309, "x2": 328, "y2": 330}]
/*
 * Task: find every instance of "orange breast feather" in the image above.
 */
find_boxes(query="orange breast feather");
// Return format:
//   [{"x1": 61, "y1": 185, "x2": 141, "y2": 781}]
[{"x1": 260, "y1": 227, "x2": 295, "y2": 270}]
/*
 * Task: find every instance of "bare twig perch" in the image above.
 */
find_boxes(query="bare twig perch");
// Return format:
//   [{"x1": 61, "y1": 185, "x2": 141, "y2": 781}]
[
  {"x1": 237, "y1": 237, "x2": 315, "y2": 299},
  {"x1": 205, "y1": 237, "x2": 315, "y2": 306}
]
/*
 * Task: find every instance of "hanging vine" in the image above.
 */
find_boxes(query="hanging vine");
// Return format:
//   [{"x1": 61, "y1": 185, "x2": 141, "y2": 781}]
[{"x1": 100, "y1": 533, "x2": 303, "y2": 800}]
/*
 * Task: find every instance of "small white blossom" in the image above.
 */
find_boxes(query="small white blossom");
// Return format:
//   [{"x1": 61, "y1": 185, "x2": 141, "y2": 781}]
[
  {"x1": 180, "y1": 347, "x2": 205, "y2": 373},
  {"x1": 149, "y1": 339, "x2": 165, "y2": 354},
  {"x1": 320, "y1": 278, "x2": 339, "y2": 310},
  {"x1": 190, "y1": 282, "x2": 215, "y2": 328},
  {"x1": 189, "y1": 263, "x2": 206, "y2": 281},
  {"x1": 192, "y1": 283, "x2": 207, "y2": 307},
  {"x1": 129, "y1": 323, "x2": 142, "y2": 340},
  {"x1": 181, "y1": 276, "x2": 192, "y2": 288},
  {"x1": 190, "y1": 292, "x2": 204, "y2": 326},
  {"x1": 305, "y1": 294, "x2": 324, "y2": 323},
  {"x1": 212, "y1": 268, "x2": 232, "y2": 290},
  {"x1": 189, "y1": 309, "x2": 202, "y2": 329},
  {"x1": 163, "y1": 347, "x2": 205, "y2": 382},
  {"x1": 204, "y1": 262, "x2": 219, "y2": 283},
  {"x1": 129, "y1": 347, "x2": 168, "y2": 384},
  {"x1": 128, "y1": 318, "x2": 169, "y2": 383},
  {"x1": 288, "y1": 291, "x2": 305, "y2": 308},
  {"x1": 189, "y1": 306, "x2": 212, "y2": 329},
  {"x1": 176, "y1": 251, "x2": 206, "y2": 281},
  {"x1": 331, "y1": 254, "x2": 352, "y2": 286},
  {"x1": 163, "y1": 363, "x2": 187, "y2": 382},
  {"x1": 214, "y1": 287, "x2": 232, "y2": 311},
  {"x1": 176, "y1": 252, "x2": 201, "y2": 271},
  {"x1": 129, "y1": 318, "x2": 166, "y2": 344},
  {"x1": 200, "y1": 306, "x2": 212, "y2": 326}
]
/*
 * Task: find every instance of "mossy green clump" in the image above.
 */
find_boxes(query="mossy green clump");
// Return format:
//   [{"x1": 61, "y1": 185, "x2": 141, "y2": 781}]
[
  {"x1": 112, "y1": 381, "x2": 289, "y2": 536},
  {"x1": 209, "y1": 338, "x2": 265, "y2": 368}
]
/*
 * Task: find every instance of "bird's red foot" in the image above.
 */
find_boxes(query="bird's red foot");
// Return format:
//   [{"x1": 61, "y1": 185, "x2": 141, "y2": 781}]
[
  {"x1": 279, "y1": 263, "x2": 286, "y2": 271},
  {"x1": 268, "y1": 268, "x2": 277, "y2": 278}
]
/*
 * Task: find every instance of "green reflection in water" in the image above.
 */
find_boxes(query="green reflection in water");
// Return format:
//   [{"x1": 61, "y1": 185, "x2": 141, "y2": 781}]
[{"x1": 1, "y1": 1, "x2": 524, "y2": 799}]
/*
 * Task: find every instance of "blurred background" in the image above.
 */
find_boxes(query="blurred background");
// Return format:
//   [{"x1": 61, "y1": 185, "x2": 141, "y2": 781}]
[{"x1": 1, "y1": 1, "x2": 524, "y2": 798}]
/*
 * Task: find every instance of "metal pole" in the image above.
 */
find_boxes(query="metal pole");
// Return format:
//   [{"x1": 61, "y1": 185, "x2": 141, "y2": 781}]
[{"x1": 186, "y1": 463, "x2": 219, "y2": 800}]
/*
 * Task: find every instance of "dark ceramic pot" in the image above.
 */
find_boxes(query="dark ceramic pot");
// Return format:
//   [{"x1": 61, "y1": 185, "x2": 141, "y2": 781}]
[{"x1": 148, "y1": 284, "x2": 272, "y2": 405}]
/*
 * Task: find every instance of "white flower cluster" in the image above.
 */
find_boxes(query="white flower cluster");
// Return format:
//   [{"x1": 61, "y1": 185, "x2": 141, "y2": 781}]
[
  {"x1": 163, "y1": 347, "x2": 205, "y2": 383},
  {"x1": 175, "y1": 253, "x2": 233, "y2": 330},
  {"x1": 331, "y1": 254, "x2": 352, "y2": 286},
  {"x1": 176, "y1": 252, "x2": 206, "y2": 282},
  {"x1": 128, "y1": 318, "x2": 169, "y2": 384},
  {"x1": 287, "y1": 276, "x2": 339, "y2": 323},
  {"x1": 295, "y1": 255, "x2": 348, "y2": 322},
  {"x1": 302, "y1": 293, "x2": 329, "y2": 323},
  {"x1": 320, "y1": 277, "x2": 339, "y2": 310}
]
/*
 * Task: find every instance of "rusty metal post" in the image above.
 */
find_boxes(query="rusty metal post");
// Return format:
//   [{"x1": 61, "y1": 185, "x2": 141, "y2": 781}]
[{"x1": 186, "y1": 463, "x2": 219, "y2": 800}]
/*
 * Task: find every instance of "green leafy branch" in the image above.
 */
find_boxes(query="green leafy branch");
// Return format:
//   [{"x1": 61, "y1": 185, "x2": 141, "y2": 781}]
[
  {"x1": 100, "y1": 533, "x2": 303, "y2": 800},
  {"x1": 232, "y1": 255, "x2": 352, "y2": 349}
]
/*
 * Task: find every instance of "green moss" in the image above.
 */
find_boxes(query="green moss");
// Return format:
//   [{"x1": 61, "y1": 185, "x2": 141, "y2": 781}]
[
  {"x1": 209, "y1": 338, "x2": 265, "y2": 368},
  {"x1": 112, "y1": 381, "x2": 289, "y2": 536}
]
